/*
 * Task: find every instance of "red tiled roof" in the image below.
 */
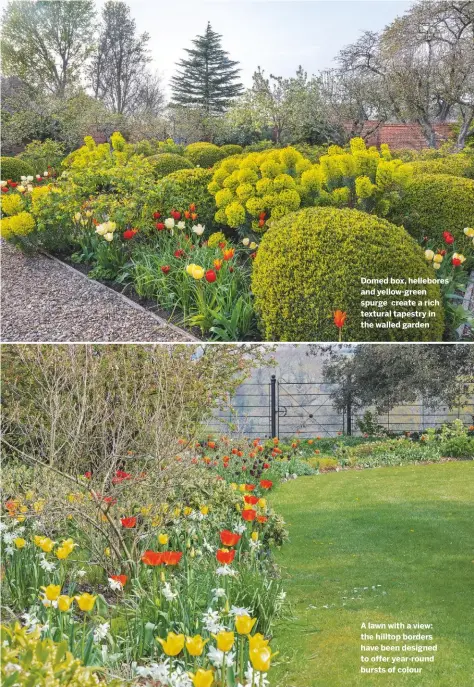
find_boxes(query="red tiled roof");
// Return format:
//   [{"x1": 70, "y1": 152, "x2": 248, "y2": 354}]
[{"x1": 345, "y1": 121, "x2": 453, "y2": 150}]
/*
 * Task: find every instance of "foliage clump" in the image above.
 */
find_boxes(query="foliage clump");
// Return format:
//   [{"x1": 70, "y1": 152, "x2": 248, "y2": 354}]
[
  {"x1": 208, "y1": 138, "x2": 412, "y2": 233},
  {"x1": 184, "y1": 142, "x2": 226, "y2": 167},
  {"x1": 1, "y1": 156, "x2": 34, "y2": 181},
  {"x1": 146, "y1": 153, "x2": 194, "y2": 178},
  {"x1": 251, "y1": 206, "x2": 444, "y2": 342},
  {"x1": 391, "y1": 173, "x2": 474, "y2": 250},
  {"x1": 404, "y1": 154, "x2": 473, "y2": 179}
]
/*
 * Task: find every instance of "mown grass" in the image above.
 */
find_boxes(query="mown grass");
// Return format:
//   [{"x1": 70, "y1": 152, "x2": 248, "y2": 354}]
[{"x1": 270, "y1": 461, "x2": 474, "y2": 687}]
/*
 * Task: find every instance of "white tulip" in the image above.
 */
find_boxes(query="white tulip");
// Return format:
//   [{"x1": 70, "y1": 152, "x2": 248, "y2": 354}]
[
  {"x1": 104, "y1": 232, "x2": 114, "y2": 242},
  {"x1": 177, "y1": 221, "x2": 186, "y2": 230},
  {"x1": 27, "y1": 176, "x2": 34, "y2": 182},
  {"x1": 43, "y1": 171, "x2": 49, "y2": 177},
  {"x1": 192, "y1": 224, "x2": 205, "y2": 236},
  {"x1": 242, "y1": 238, "x2": 250, "y2": 246},
  {"x1": 164, "y1": 217, "x2": 175, "y2": 229}
]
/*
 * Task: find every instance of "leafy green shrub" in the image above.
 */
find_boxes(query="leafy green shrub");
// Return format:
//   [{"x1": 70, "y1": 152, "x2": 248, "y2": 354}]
[
  {"x1": 17, "y1": 139, "x2": 66, "y2": 175},
  {"x1": 184, "y1": 142, "x2": 226, "y2": 167},
  {"x1": 392, "y1": 173, "x2": 474, "y2": 250},
  {"x1": 347, "y1": 439, "x2": 442, "y2": 466},
  {"x1": 266, "y1": 457, "x2": 316, "y2": 478},
  {"x1": 1, "y1": 156, "x2": 34, "y2": 181},
  {"x1": 405, "y1": 154, "x2": 473, "y2": 179},
  {"x1": 252, "y1": 206, "x2": 445, "y2": 342},
  {"x1": 441, "y1": 436, "x2": 474, "y2": 458},
  {"x1": 244, "y1": 140, "x2": 274, "y2": 152},
  {"x1": 220, "y1": 144, "x2": 243, "y2": 157},
  {"x1": 146, "y1": 153, "x2": 193, "y2": 178},
  {"x1": 0, "y1": 623, "x2": 121, "y2": 686},
  {"x1": 147, "y1": 168, "x2": 217, "y2": 231}
]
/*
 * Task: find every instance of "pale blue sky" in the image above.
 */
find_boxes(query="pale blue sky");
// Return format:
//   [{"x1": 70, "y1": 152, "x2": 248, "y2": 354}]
[{"x1": 98, "y1": 1, "x2": 413, "y2": 92}]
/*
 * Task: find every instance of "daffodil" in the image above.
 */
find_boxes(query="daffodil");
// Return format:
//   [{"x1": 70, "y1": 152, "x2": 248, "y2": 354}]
[
  {"x1": 156, "y1": 631, "x2": 185, "y2": 656},
  {"x1": 186, "y1": 634, "x2": 208, "y2": 656}
]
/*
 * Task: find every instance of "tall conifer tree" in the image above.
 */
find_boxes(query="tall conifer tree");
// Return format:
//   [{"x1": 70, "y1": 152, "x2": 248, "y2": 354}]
[{"x1": 171, "y1": 23, "x2": 243, "y2": 114}]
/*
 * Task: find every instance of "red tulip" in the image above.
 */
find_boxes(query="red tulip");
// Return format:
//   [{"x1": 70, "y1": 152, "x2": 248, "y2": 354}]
[
  {"x1": 443, "y1": 231, "x2": 454, "y2": 245},
  {"x1": 452, "y1": 257, "x2": 461, "y2": 266},
  {"x1": 223, "y1": 248, "x2": 235, "y2": 261},
  {"x1": 174, "y1": 249, "x2": 184, "y2": 258},
  {"x1": 333, "y1": 310, "x2": 347, "y2": 329},
  {"x1": 156, "y1": 222, "x2": 165, "y2": 230},
  {"x1": 263, "y1": 462, "x2": 270, "y2": 469},
  {"x1": 110, "y1": 574, "x2": 127, "y2": 586},
  {"x1": 260, "y1": 480, "x2": 273, "y2": 490},
  {"x1": 1, "y1": 187, "x2": 9, "y2": 193},
  {"x1": 7, "y1": 180, "x2": 18, "y2": 187},
  {"x1": 84, "y1": 471, "x2": 92, "y2": 479},
  {"x1": 103, "y1": 496, "x2": 117, "y2": 505},
  {"x1": 171, "y1": 209, "x2": 181, "y2": 220},
  {"x1": 123, "y1": 229, "x2": 138, "y2": 240},
  {"x1": 184, "y1": 211, "x2": 191, "y2": 219},
  {"x1": 220, "y1": 530, "x2": 242, "y2": 547},
  {"x1": 205, "y1": 269, "x2": 217, "y2": 283},
  {"x1": 242, "y1": 509, "x2": 257, "y2": 521},
  {"x1": 191, "y1": 212, "x2": 198, "y2": 220},
  {"x1": 121, "y1": 516, "x2": 137, "y2": 528},
  {"x1": 162, "y1": 551, "x2": 183, "y2": 565},
  {"x1": 189, "y1": 203, "x2": 196, "y2": 212},
  {"x1": 141, "y1": 550, "x2": 163, "y2": 565},
  {"x1": 153, "y1": 212, "x2": 161, "y2": 219},
  {"x1": 216, "y1": 548, "x2": 236, "y2": 564},
  {"x1": 245, "y1": 484, "x2": 256, "y2": 491},
  {"x1": 257, "y1": 515, "x2": 268, "y2": 523},
  {"x1": 161, "y1": 265, "x2": 170, "y2": 274},
  {"x1": 259, "y1": 212, "x2": 266, "y2": 220},
  {"x1": 244, "y1": 495, "x2": 259, "y2": 505}
]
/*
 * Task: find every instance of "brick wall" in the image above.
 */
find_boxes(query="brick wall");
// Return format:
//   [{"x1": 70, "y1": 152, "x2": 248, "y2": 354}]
[{"x1": 345, "y1": 121, "x2": 454, "y2": 150}]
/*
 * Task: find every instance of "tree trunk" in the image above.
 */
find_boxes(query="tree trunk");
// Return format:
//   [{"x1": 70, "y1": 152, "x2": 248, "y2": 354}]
[{"x1": 456, "y1": 110, "x2": 474, "y2": 150}]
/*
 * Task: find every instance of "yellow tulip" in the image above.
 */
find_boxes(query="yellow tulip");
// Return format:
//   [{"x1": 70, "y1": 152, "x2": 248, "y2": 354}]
[
  {"x1": 230, "y1": 483, "x2": 238, "y2": 490},
  {"x1": 212, "y1": 631, "x2": 234, "y2": 652},
  {"x1": 186, "y1": 634, "x2": 208, "y2": 656},
  {"x1": 235, "y1": 614, "x2": 257, "y2": 635},
  {"x1": 41, "y1": 584, "x2": 61, "y2": 601},
  {"x1": 34, "y1": 536, "x2": 55, "y2": 553},
  {"x1": 190, "y1": 669, "x2": 214, "y2": 687},
  {"x1": 433, "y1": 253, "x2": 443, "y2": 264},
  {"x1": 19, "y1": 505, "x2": 28, "y2": 513},
  {"x1": 174, "y1": 507, "x2": 182, "y2": 517},
  {"x1": 14, "y1": 537, "x2": 26, "y2": 549},
  {"x1": 75, "y1": 592, "x2": 97, "y2": 612},
  {"x1": 258, "y1": 498, "x2": 266, "y2": 509},
  {"x1": 104, "y1": 547, "x2": 111, "y2": 557},
  {"x1": 200, "y1": 505, "x2": 209, "y2": 515},
  {"x1": 239, "y1": 484, "x2": 246, "y2": 492},
  {"x1": 248, "y1": 633, "x2": 269, "y2": 651},
  {"x1": 57, "y1": 595, "x2": 73, "y2": 612},
  {"x1": 157, "y1": 631, "x2": 185, "y2": 656},
  {"x1": 158, "y1": 533, "x2": 169, "y2": 546},
  {"x1": 55, "y1": 546, "x2": 71, "y2": 560},
  {"x1": 184, "y1": 507, "x2": 192, "y2": 516},
  {"x1": 424, "y1": 249, "x2": 434, "y2": 261},
  {"x1": 251, "y1": 531, "x2": 259, "y2": 542},
  {"x1": 249, "y1": 645, "x2": 273, "y2": 672}
]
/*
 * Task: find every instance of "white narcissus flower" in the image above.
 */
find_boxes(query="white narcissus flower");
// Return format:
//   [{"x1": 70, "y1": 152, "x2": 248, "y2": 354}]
[
  {"x1": 192, "y1": 224, "x2": 205, "y2": 236},
  {"x1": 164, "y1": 217, "x2": 175, "y2": 229},
  {"x1": 208, "y1": 646, "x2": 235, "y2": 668},
  {"x1": 162, "y1": 582, "x2": 178, "y2": 601},
  {"x1": 230, "y1": 605, "x2": 252, "y2": 616},
  {"x1": 93, "y1": 622, "x2": 110, "y2": 643}
]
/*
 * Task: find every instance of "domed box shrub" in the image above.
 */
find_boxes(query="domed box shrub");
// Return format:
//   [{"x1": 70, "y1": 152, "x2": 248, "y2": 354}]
[
  {"x1": 405, "y1": 154, "x2": 473, "y2": 179},
  {"x1": 1, "y1": 156, "x2": 34, "y2": 181},
  {"x1": 147, "y1": 153, "x2": 194, "y2": 178},
  {"x1": 220, "y1": 144, "x2": 243, "y2": 157},
  {"x1": 146, "y1": 168, "x2": 217, "y2": 232},
  {"x1": 251, "y1": 207, "x2": 445, "y2": 342},
  {"x1": 392, "y1": 173, "x2": 474, "y2": 251},
  {"x1": 184, "y1": 142, "x2": 226, "y2": 168}
]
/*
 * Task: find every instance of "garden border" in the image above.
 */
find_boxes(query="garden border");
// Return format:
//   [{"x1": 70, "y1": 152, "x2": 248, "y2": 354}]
[{"x1": 43, "y1": 251, "x2": 201, "y2": 342}]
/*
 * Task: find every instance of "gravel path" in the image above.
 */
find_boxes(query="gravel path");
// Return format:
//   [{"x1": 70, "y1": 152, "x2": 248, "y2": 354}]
[{"x1": 1, "y1": 242, "x2": 195, "y2": 342}]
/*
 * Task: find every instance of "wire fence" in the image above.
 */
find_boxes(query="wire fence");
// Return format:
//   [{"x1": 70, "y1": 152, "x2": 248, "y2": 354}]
[{"x1": 206, "y1": 376, "x2": 474, "y2": 438}]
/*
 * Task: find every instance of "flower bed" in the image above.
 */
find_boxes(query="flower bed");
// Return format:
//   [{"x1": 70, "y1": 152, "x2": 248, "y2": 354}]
[
  {"x1": 1, "y1": 135, "x2": 473, "y2": 341},
  {"x1": 1, "y1": 436, "x2": 292, "y2": 687}
]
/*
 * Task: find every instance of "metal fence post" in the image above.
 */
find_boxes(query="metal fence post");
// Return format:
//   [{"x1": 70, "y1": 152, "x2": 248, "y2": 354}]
[{"x1": 270, "y1": 375, "x2": 278, "y2": 439}]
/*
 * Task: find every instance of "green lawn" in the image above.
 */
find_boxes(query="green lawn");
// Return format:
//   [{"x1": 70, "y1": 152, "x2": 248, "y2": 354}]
[{"x1": 270, "y1": 462, "x2": 474, "y2": 687}]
